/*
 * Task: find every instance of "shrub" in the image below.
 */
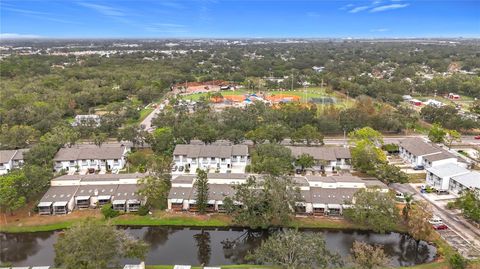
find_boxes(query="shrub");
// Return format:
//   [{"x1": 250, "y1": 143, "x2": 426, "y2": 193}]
[
  {"x1": 101, "y1": 203, "x2": 119, "y2": 219},
  {"x1": 449, "y1": 253, "x2": 468, "y2": 269},
  {"x1": 137, "y1": 205, "x2": 149, "y2": 216}
]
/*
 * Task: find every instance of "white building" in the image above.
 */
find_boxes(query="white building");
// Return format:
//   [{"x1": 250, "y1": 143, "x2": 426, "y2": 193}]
[
  {"x1": 53, "y1": 143, "x2": 130, "y2": 173},
  {"x1": 172, "y1": 144, "x2": 249, "y2": 174},
  {"x1": 72, "y1": 114, "x2": 101, "y2": 127},
  {"x1": 398, "y1": 137, "x2": 463, "y2": 168},
  {"x1": 449, "y1": 171, "x2": 480, "y2": 194},
  {"x1": 287, "y1": 146, "x2": 351, "y2": 172},
  {"x1": 38, "y1": 173, "x2": 146, "y2": 215},
  {"x1": 426, "y1": 163, "x2": 470, "y2": 191},
  {"x1": 0, "y1": 149, "x2": 28, "y2": 175},
  {"x1": 167, "y1": 173, "x2": 388, "y2": 216}
]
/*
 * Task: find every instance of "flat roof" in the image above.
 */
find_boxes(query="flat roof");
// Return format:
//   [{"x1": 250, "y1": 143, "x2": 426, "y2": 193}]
[
  {"x1": 426, "y1": 163, "x2": 469, "y2": 178},
  {"x1": 451, "y1": 171, "x2": 480, "y2": 189}
]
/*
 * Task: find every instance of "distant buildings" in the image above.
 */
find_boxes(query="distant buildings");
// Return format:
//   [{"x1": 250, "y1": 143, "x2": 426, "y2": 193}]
[
  {"x1": 172, "y1": 144, "x2": 249, "y2": 174},
  {"x1": 0, "y1": 149, "x2": 29, "y2": 175},
  {"x1": 167, "y1": 173, "x2": 388, "y2": 215},
  {"x1": 53, "y1": 143, "x2": 130, "y2": 173},
  {"x1": 71, "y1": 114, "x2": 101, "y2": 127},
  {"x1": 38, "y1": 173, "x2": 146, "y2": 215}
]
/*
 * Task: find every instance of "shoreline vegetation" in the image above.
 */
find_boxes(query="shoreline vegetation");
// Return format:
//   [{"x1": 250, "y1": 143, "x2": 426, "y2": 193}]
[
  {"x1": 0, "y1": 211, "x2": 401, "y2": 233},
  {"x1": 1, "y1": 211, "x2": 478, "y2": 269}
]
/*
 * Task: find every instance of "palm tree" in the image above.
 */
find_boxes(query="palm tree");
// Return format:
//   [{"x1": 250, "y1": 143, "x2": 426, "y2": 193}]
[{"x1": 402, "y1": 194, "x2": 414, "y2": 221}]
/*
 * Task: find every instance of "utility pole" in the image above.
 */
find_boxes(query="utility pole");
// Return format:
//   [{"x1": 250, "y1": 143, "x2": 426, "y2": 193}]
[{"x1": 343, "y1": 128, "x2": 347, "y2": 148}]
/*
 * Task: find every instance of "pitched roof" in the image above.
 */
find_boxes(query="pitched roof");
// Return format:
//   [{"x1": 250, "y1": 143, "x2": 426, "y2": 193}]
[
  {"x1": 113, "y1": 184, "x2": 141, "y2": 200},
  {"x1": 287, "y1": 146, "x2": 351, "y2": 161},
  {"x1": 173, "y1": 144, "x2": 248, "y2": 158},
  {"x1": 423, "y1": 151, "x2": 457, "y2": 162},
  {"x1": 426, "y1": 163, "x2": 469, "y2": 178},
  {"x1": 168, "y1": 187, "x2": 192, "y2": 199},
  {"x1": 76, "y1": 184, "x2": 119, "y2": 197},
  {"x1": 451, "y1": 171, "x2": 480, "y2": 189},
  {"x1": 12, "y1": 149, "x2": 29, "y2": 160},
  {"x1": 0, "y1": 150, "x2": 16, "y2": 163},
  {"x1": 53, "y1": 143, "x2": 127, "y2": 161},
  {"x1": 399, "y1": 137, "x2": 442, "y2": 156},
  {"x1": 40, "y1": 186, "x2": 78, "y2": 203}
]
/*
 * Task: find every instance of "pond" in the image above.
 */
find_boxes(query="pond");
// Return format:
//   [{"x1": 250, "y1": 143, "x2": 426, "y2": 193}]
[{"x1": 0, "y1": 227, "x2": 437, "y2": 267}]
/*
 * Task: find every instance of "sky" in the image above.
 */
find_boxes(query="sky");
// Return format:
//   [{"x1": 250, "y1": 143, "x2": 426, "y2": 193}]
[{"x1": 0, "y1": 0, "x2": 479, "y2": 39}]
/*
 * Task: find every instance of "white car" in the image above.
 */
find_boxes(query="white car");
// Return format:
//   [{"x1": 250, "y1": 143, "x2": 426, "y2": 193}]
[{"x1": 428, "y1": 216, "x2": 443, "y2": 225}]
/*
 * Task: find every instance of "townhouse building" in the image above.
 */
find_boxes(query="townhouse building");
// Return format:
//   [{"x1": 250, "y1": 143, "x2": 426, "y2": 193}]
[
  {"x1": 172, "y1": 144, "x2": 249, "y2": 174},
  {"x1": 0, "y1": 149, "x2": 29, "y2": 175},
  {"x1": 37, "y1": 173, "x2": 146, "y2": 215},
  {"x1": 287, "y1": 146, "x2": 351, "y2": 172},
  {"x1": 167, "y1": 173, "x2": 388, "y2": 216},
  {"x1": 398, "y1": 137, "x2": 465, "y2": 168},
  {"x1": 53, "y1": 143, "x2": 130, "y2": 173}
]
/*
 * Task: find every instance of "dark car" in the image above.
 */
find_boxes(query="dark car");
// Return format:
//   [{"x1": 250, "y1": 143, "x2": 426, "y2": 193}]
[
  {"x1": 474, "y1": 135, "x2": 480, "y2": 140},
  {"x1": 413, "y1": 165, "x2": 425, "y2": 170},
  {"x1": 433, "y1": 224, "x2": 448, "y2": 230}
]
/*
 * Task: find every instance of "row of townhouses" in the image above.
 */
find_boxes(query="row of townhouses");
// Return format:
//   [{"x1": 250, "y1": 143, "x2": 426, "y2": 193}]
[
  {"x1": 0, "y1": 149, "x2": 29, "y2": 175},
  {"x1": 167, "y1": 173, "x2": 387, "y2": 215},
  {"x1": 37, "y1": 173, "x2": 146, "y2": 215},
  {"x1": 53, "y1": 143, "x2": 130, "y2": 173},
  {"x1": 172, "y1": 143, "x2": 352, "y2": 174},
  {"x1": 398, "y1": 137, "x2": 479, "y2": 194}
]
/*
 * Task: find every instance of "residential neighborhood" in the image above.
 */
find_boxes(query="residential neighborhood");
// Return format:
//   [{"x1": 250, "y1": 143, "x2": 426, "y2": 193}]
[{"x1": 1, "y1": 3, "x2": 480, "y2": 267}]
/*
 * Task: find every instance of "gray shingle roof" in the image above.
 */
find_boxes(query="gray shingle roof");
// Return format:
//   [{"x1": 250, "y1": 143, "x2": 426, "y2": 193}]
[
  {"x1": 0, "y1": 150, "x2": 17, "y2": 163},
  {"x1": 309, "y1": 187, "x2": 357, "y2": 204},
  {"x1": 423, "y1": 151, "x2": 457, "y2": 162},
  {"x1": 287, "y1": 146, "x2": 351, "y2": 161},
  {"x1": 53, "y1": 143, "x2": 127, "y2": 161},
  {"x1": 114, "y1": 184, "x2": 141, "y2": 200},
  {"x1": 173, "y1": 144, "x2": 248, "y2": 158},
  {"x1": 76, "y1": 184, "x2": 119, "y2": 197},
  {"x1": 168, "y1": 187, "x2": 192, "y2": 199},
  {"x1": 40, "y1": 186, "x2": 78, "y2": 203},
  {"x1": 399, "y1": 137, "x2": 442, "y2": 156},
  {"x1": 12, "y1": 148, "x2": 29, "y2": 160}
]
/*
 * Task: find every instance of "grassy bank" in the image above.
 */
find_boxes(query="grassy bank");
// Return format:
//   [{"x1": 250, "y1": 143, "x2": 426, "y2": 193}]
[{"x1": 0, "y1": 212, "x2": 405, "y2": 233}]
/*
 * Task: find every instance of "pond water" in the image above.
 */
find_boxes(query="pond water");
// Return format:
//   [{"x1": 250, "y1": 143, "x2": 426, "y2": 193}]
[{"x1": 0, "y1": 227, "x2": 437, "y2": 267}]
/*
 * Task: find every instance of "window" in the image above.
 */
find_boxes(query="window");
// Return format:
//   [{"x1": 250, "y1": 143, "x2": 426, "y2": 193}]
[
  {"x1": 70, "y1": 160, "x2": 75, "y2": 164},
  {"x1": 211, "y1": 157, "x2": 215, "y2": 161},
  {"x1": 221, "y1": 158, "x2": 226, "y2": 162},
  {"x1": 114, "y1": 159, "x2": 119, "y2": 163}
]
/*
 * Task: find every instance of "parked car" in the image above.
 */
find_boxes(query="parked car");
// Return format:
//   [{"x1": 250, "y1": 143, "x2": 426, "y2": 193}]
[
  {"x1": 428, "y1": 216, "x2": 443, "y2": 225},
  {"x1": 433, "y1": 224, "x2": 448, "y2": 230},
  {"x1": 474, "y1": 135, "x2": 480, "y2": 140},
  {"x1": 87, "y1": 168, "x2": 95, "y2": 174},
  {"x1": 413, "y1": 165, "x2": 425, "y2": 170}
]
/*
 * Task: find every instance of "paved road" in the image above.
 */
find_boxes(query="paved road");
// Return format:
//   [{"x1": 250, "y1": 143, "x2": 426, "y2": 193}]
[
  {"x1": 390, "y1": 183, "x2": 480, "y2": 259},
  {"x1": 140, "y1": 103, "x2": 165, "y2": 132}
]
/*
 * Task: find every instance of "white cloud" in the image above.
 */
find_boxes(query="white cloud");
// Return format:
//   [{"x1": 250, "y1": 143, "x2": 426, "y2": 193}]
[
  {"x1": 349, "y1": 6, "x2": 370, "y2": 13},
  {"x1": 2, "y1": 7, "x2": 50, "y2": 15},
  {"x1": 77, "y1": 2, "x2": 124, "y2": 16},
  {"x1": 370, "y1": 3, "x2": 409, "y2": 12},
  {"x1": 0, "y1": 33, "x2": 43, "y2": 39}
]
